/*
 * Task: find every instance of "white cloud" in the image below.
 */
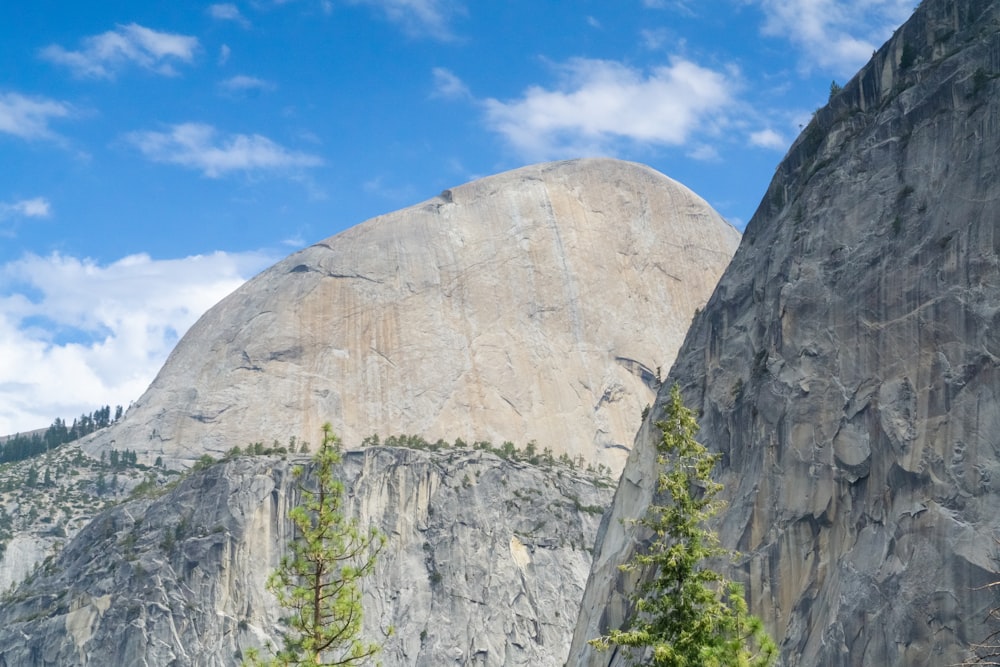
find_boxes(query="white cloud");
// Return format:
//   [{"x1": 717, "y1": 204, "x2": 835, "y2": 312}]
[
  {"x1": 40, "y1": 23, "x2": 198, "y2": 79},
  {"x1": 219, "y1": 44, "x2": 232, "y2": 65},
  {"x1": 482, "y1": 57, "x2": 735, "y2": 160},
  {"x1": 751, "y1": 0, "x2": 913, "y2": 76},
  {"x1": 687, "y1": 144, "x2": 720, "y2": 161},
  {"x1": 0, "y1": 92, "x2": 72, "y2": 141},
  {"x1": 0, "y1": 197, "x2": 51, "y2": 238},
  {"x1": 431, "y1": 67, "x2": 470, "y2": 99},
  {"x1": 0, "y1": 197, "x2": 51, "y2": 219},
  {"x1": 643, "y1": 0, "x2": 697, "y2": 14},
  {"x1": 640, "y1": 28, "x2": 671, "y2": 50},
  {"x1": 749, "y1": 128, "x2": 787, "y2": 150},
  {"x1": 219, "y1": 75, "x2": 276, "y2": 94},
  {"x1": 0, "y1": 250, "x2": 275, "y2": 435},
  {"x1": 125, "y1": 122, "x2": 323, "y2": 177},
  {"x1": 208, "y1": 3, "x2": 251, "y2": 28},
  {"x1": 347, "y1": 0, "x2": 462, "y2": 40}
]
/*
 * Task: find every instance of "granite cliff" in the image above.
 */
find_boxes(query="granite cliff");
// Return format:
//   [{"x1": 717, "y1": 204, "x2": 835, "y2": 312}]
[
  {"x1": 0, "y1": 447, "x2": 611, "y2": 666},
  {"x1": 571, "y1": 1, "x2": 1000, "y2": 665},
  {"x1": 0, "y1": 157, "x2": 738, "y2": 666},
  {"x1": 82, "y1": 158, "x2": 739, "y2": 475}
]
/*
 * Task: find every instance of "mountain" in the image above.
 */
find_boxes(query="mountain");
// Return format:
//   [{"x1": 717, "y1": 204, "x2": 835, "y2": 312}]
[
  {"x1": 0, "y1": 447, "x2": 612, "y2": 666},
  {"x1": 0, "y1": 157, "x2": 739, "y2": 666},
  {"x1": 80, "y1": 158, "x2": 739, "y2": 475},
  {"x1": 570, "y1": 1, "x2": 1000, "y2": 665}
]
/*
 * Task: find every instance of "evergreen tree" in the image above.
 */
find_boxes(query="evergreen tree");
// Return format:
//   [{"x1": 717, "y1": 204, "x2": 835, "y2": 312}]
[
  {"x1": 590, "y1": 385, "x2": 777, "y2": 667},
  {"x1": 245, "y1": 424, "x2": 385, "y2": 666},
  {"x1": 95, "y1": 472, "x2": 107, "y2": 495}
]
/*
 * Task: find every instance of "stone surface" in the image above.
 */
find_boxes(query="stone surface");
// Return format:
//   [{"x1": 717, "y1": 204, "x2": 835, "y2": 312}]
[
  {"x1": 81, "y1": 158, "x2": 738, "y2": 475},
  {"x1": 0, "y1": 447, "x2": 612, "y2": 666},
  {"x1": 570, "y1": 1, "x2": 1000, "y2": 665}
]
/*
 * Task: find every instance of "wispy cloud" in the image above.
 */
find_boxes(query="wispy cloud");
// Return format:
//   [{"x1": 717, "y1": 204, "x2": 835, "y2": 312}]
[
  {"x1": 750, "y1": 0, "x2": 913, "y2": 76},
  {"x1": 208, "y1": 3, "x2": 251, "y2": 28},
  {"x1": 347, "y1": 0, "x2": 463, "y2": 40},
  {"x1": 0, "y1": 92, "x2": 72, "y2": 141},
  {"x1": 0, "y1": 197, "x2": 51, "y2": 219},
  {"x1": 362, "y1": 174, "x2": 417, "y2": 202},
  {"x1": 749, "y1": 128, "x2": 787, "y2": 150},
  {"x1": 0, "y1": 250, "x2": 275, "y2": 435},
  {"x1": 431, "y1": 67, "x2": 470, "y2": 99},
  {"x1": 642, "y1": 0, "x2": 697, "y2": 14},
  {"x1": 481, "y1": 57, "x2": 735, "y2": 160},
  {"x1": 0, "y1": 197, "x2": 51, "y2": 238},
  {"x1": 219, "y1": 75, "x2": 276, "y2": 95},
  {"x1": 40, "y1": 23, "x2": 199, "y2": 79},
  {"x1": 125, "y1": 123, "x2": 323, "y2": 177},
  {"x1": 687, "y1": 144, "x2": 720, "y2": 161},
  {"x1": 640, "y1": 28, "x2": 672, "y2": 50}
]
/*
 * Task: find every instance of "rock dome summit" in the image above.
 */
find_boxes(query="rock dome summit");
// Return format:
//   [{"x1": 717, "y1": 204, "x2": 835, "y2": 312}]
[{"x1": 86, "y1": 158, "x2": 739, "y2": 474}]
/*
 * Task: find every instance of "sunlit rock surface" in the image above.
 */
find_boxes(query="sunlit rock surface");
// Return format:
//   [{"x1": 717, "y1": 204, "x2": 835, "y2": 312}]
[{"x1": 82, "y1": 158, "x2": 738, "y2": 475}]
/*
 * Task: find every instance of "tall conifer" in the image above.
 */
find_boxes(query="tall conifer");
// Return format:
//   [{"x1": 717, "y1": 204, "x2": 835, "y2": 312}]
[
  {"x1": 245, "y1": 424, "x2": 385, "y2": 666},
  {"x1": 591, "y1": 385, "x2": 777, "y2": 667}
]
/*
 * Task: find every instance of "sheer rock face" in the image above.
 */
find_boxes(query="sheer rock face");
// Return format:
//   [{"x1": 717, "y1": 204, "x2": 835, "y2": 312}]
[
  {"x1": 0, "y1": 448, "x2": 611, "y2": 667},
  {"x1": 571, "y1": 2, "x2": 1000, "y2": 665},
  {"x1": 81, "y1": 158, "x2": 738, "y2": 475}
]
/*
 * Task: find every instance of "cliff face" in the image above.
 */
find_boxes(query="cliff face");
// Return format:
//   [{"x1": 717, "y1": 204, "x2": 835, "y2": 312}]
[
  {"x1": 0, "y1": 448, "x2": 611, "y2": 666},
  {"x1": 81, "y1": 158, "x2": 738, "y2": 475},
  {"x1": 571, "y1": 1, "x2": 1000, "y2": 665}
]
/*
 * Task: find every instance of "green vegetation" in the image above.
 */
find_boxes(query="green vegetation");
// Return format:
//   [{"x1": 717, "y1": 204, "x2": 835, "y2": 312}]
[
  {"x1": 0, "y1": 405, "x2": 123, "y2": 465},
  {"x1": 244, "y1": 424, "x2": 385, "y2": 666},
  {"x1": 360, "y1": 432, "x2": 614, "y2": 482},
  {"x1": 589, "y1": 385, "x2": 777, "y2": 667}
]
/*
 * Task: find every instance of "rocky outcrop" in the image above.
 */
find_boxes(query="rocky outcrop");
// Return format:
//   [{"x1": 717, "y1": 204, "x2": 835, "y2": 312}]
[
  {"x1": 571, "y1": 1, "x2": 1000, "y2": 665},
  {"x1": 0, "y1": 447, "x2": 611, "y2": 666},
  {"x1": 82, "y1": 158, "x2": 738, "y2": 475}
]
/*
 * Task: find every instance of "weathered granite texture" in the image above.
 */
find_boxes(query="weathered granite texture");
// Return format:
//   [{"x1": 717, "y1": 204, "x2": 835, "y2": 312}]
[
  {"x1": 0, "y1": 447, "x2": 611, "y2": 666},
  {"x1": 81, "y1": 158, "x2": 738, "y2": 475},
  {"x1": 570, "y1": 1, "x2": 1000, "y2": 665}
]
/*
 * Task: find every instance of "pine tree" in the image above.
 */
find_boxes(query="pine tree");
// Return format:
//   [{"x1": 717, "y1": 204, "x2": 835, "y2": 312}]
[
  {"x1": 245, "y1": 424, "x2": 385, "y2": 667},
  {"x1": 590, "y1": 385, "x2": 777, "y2": 667}
]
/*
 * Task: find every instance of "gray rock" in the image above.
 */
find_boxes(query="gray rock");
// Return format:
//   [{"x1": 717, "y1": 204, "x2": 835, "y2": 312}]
[
  {"x1": 0, "y1": 448, "x2": 611, "y2": 666},
  {"x1": 80, "y1": 158, "x2": 738, "y2": 476},
  {"x1": 570, "y1": 1, "x2": 1000, "y2": 665}
]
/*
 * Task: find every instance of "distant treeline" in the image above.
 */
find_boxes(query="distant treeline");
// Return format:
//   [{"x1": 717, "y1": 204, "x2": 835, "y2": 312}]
[
  {"x1": 1, "y1": 405, "x2": 124, "y2": 465},
  {"x1": 360, "y1": 433, "x2": 615, "y2": 479}
]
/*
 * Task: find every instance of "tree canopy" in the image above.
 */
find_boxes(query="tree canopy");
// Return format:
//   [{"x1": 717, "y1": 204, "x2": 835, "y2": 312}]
[
  {"x1": 245, "y1": 424, "x2": 385, "y2": 666},
  {"x1": 590, "y1": 385, "x2": 777, "y2": 667}
]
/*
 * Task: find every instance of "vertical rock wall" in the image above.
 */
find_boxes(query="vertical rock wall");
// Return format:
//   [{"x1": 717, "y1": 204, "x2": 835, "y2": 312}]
[
  {"x1": 571, "y1": 1, "x2": 1000, "y2": 665},
  {"x1": 0, "y1": 448, "x2": 611, "y2": 666}
]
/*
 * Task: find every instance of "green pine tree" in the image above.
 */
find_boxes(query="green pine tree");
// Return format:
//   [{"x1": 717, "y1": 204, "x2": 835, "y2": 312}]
[
  {"x1": 244, "y1": 424, "x2": 385, "y2": 667},
  {"x1": 590, "y1": 385, "x2": 777, "y2": 667}
]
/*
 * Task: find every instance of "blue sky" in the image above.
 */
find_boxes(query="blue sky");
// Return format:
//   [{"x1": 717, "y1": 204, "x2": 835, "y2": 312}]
[{"x1": 0, "y1": 0, "x2": 914, "y2": 433}]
